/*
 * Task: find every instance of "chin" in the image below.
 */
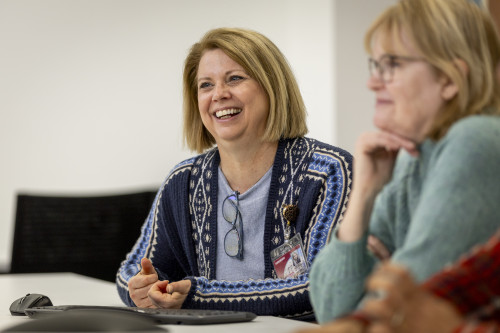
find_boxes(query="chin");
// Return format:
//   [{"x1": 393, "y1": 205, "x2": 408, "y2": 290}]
[{"x1": 372, "y1": 114, "x2": 389, "y2": 131}]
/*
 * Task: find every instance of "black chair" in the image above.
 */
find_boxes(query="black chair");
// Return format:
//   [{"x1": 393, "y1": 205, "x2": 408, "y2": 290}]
[{"x1": 10, "y1": 190, "x2": 157, "y2": 282}]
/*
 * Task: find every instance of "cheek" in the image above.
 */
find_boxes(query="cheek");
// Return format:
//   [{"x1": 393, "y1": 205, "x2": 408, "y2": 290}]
[
  {"x1": 197, "y1": 91, "x2": 212, "y2": 109},
  {"x1": 197, "y1": 96, "x2": 211, "y2": 125},
  {"x1": 389, "y1": 80, "x2": 425, "y2": 115},
  {"x1": 197, "y1": 94, "x2": 208, "y2": 111}
]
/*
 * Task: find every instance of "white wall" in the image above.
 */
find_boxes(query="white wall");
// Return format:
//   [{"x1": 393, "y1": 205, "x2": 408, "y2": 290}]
[
  {"x1": 0, "y1": 0, "x2": 394, "y2": 270},
  {"x1": 335, "y1": 0, "x2": 396, "y2": 152}
]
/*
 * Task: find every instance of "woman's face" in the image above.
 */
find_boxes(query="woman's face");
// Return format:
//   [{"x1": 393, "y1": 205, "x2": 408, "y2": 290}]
[
  {"x1": 367, "y1": 32, "x2": 456, "y2": 143},
  {"x1": 196, "y1": 48, "x2": 269, "y2": 146}
]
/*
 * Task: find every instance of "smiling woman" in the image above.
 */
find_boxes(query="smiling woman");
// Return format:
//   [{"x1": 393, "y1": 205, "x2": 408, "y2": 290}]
[{"x1": 116, "y1": 27, "x2": 353, "y2": 319}]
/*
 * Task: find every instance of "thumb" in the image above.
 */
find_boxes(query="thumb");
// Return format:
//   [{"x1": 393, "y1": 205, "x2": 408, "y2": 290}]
[
  {"x1": 140, "y1": 257, "x2": 156, "y2": 275},
  {"x1": 167, "y1": 280, "x2": 191, "y2": 294}
]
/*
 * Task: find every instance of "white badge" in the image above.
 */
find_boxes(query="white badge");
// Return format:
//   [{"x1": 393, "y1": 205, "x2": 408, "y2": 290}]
[{"x1": 270, "y1": 233, "x2": 308, "y2": 279}]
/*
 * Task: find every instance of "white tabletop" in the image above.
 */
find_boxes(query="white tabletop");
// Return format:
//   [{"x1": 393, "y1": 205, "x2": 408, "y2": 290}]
[{"x1": 0, "y1": 273, "x2": 317, "y2": 332}]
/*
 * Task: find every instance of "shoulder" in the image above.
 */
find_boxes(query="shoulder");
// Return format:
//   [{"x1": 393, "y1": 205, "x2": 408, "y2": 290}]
[
  {"x1": 434, "y1": 115, "x2": 500, "y2": 162},
  {"x1": 444, "y1": 115, "x2": 500, "y2": 146},
  {"x1": 300, "y1": 137, "x2": 353, "y2": 169},
  {"x1": 391, "y1": 115, "x2": 500, "y2": 180},
  {"x1": 303, "y1": 137, "x2": 353, "y2": 158},
  {"x1": 163, "y1": 148, "x2": 218, "y2": 184}
]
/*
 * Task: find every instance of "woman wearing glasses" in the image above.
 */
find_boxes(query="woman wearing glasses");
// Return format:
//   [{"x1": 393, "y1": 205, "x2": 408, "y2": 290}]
[
  {"x1": 116, "y1": 27, "x2": 353, "y2": 318},
  {"x1": 309, "y1": 0, "x2": 500, "y2": 326}
]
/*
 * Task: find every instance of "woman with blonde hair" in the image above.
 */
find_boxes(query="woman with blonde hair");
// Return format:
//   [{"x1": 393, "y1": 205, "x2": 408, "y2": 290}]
[
  {"x1": 309, "y1": 0, "x2": 500, "y2": 325},
  {"x1": 117, "y1": 27, "x2": 352, "y2": 318}
]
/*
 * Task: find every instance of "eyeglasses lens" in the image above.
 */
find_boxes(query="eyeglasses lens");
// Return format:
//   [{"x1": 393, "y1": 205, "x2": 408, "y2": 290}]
[
  {"x1": 222, "y1": 195, "x2": 238, "y2": 222},
  {"x1": 369, "y1": 57, "x2": 393, "y2": 83},
  {"x1": 224, "y1": 228, "x2": 241, "y2": 257}
]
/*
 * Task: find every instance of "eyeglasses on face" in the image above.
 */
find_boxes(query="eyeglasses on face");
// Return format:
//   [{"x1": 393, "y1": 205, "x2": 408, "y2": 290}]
[
  {"x1": 222, "y1": 191, "x2": 243, "y2": 259},
  {"x1": 368, "y1": 54, "x2": 425, "y2": 83}
]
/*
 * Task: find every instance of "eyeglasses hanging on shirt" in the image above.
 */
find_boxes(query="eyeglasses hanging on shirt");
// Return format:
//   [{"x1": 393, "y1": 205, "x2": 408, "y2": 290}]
[{"x1": 222, "y1": 191, "x2": 244, "y2": 260}]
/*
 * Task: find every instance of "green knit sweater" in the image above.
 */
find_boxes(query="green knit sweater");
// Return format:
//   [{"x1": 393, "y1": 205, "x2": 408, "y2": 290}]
[{"x1": 309, "y1": 115, "x2": 500, "y2": 323}]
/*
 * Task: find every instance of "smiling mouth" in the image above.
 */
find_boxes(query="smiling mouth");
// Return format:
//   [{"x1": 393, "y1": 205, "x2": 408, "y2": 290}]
[{"x1": 215, "y1": 108, "x2": 242, "y2": 119}]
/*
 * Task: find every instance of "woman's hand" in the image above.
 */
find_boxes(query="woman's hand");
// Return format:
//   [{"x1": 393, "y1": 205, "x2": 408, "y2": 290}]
[
  {"x1": 367, "y1": 235, "x2": 391, "y2": 261},
  {"x1": 352, "y1": 131, "x2": 418, "y2": 197},
  {"x1": 148, "y1": 279, "x2": 192, "y2": 309},
  {"x1": 128, "y1": 258, "x2": 159, "y2": 308},
  {"x1": 361, "y1": 263, "x2": 464, "y2": 333},
  {"x1": 338, "y1": 132, "x2": 418, "y2": 242}
]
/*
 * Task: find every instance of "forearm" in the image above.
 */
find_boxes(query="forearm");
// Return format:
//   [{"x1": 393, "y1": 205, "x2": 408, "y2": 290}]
[
  {"x1": 337, "y1": 187, "x2": 377, "y2": 242},
  {"x1": 116, "y1": 198, "x2": 183, "y2": 306},
  {"x1": 309, "y1": 233, "x2": 376, "y2": 323},
  {"x1": 116, "y1": 278, "x2": 136, "y2": 306},
  {"x1": 116, "y1": 215, "x2": 155, "y2": 306}
]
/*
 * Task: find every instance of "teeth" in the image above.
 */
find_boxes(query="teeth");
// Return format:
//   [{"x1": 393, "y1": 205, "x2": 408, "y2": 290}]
[{"x1": 215, "y1": 108, "x2": 242, "y2": 118}]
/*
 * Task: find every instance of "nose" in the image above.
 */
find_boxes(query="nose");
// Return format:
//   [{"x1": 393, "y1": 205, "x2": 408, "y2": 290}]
[
  {"x1": 366, "y1": 73, "x2": 384, "y2": 91},
  {"x1": 212, "y1": 83, "x2": 230, "y2": 101}
]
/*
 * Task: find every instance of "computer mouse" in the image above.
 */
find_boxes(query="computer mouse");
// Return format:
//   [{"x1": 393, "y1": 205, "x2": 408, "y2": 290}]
[
  {"x1": 3, "y1": 309, "x2": 168, "y2": 332},
  {"x1": 9, "y1": 294, "x2": 53, "y2": 316}
]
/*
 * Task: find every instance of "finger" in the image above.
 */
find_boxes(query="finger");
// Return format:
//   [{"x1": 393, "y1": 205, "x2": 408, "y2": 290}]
[
  {"x1": 148, "y1": 293, "x2": 163, "y2": 308},
  {"x1": 150, "y1": 280, "x2": 170, "y2": 294},
  {"x1": 367, "y1": 235, "x2": 391, "y2": 261},
  {"x1": 382, "y1": 133, "x2": 419, "y2": 157},
  {"x1": 128, "y1": 272, "x2": 158, "y2": 289},
  {"x1": 128, "y1": 283, "x2": 156, "y2": 308},
  {"x1": 370, "y1": 263, "x2": 417, "y2": 298},
  {"x1": 360, "y1": 293, "x2": 393, "y2": 321},
  {"x1": 167, "y1": 280, "x2": 191, "y2": 295},
  {"x1": 358, "y1": 131, "x2": 417, "y2": 156},
  {"x1": 140, "y1": 258, "x2": 156, "y2": 275},
  {"x1": 148, "y1": 280, "x2": 187, "y2": 309},
  {"x1": 362, "y1": 264, "x2": 415, "y2": 321},
  {"x1": 147, "y1": 280, "x2": 170, "y2": 307},
  {"x1": 133, "y1": 295, "x2": 156, "y2": 308},
  {"x1": 381, "y1": 132, "x2": 417, "y2": 151},
  {"x1": 367, "y1": 322, "x2": 393, "y2": 333},
  {"x1": 128, "y1": 282, "x2": 153, "y2": 298}
]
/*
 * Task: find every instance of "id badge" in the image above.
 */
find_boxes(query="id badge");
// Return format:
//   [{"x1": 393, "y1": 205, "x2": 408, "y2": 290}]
[{"x1": 270, "y1": 233, "x2": 308, "y2": 279}]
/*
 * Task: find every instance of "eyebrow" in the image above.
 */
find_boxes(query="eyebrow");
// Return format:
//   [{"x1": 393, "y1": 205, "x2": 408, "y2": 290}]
[{"x1": 197, "y1": 69, "x2": 246, "y2": 82}]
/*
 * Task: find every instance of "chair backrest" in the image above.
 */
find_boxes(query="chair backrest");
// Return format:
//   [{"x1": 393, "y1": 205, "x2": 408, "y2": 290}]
[{"x1": 11, "y1": 191, "x2": 157, "y2": 282}]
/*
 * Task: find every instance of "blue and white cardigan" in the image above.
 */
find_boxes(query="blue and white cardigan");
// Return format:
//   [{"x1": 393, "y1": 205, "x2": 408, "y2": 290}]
[{"x1": 116, "y1": 137, "x2": 353, "y2": 318}]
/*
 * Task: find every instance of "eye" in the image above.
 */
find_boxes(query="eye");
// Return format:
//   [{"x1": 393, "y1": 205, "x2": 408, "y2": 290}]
[
  {"x1": 228, "y1": 75, "x2": 245, "y2": 83},
  {"x1": 198, "y1": 81, "x2": 212, "y2": 89},
  {"x1": 386, "y1": 57, "x2": 402, "y2": 68}
]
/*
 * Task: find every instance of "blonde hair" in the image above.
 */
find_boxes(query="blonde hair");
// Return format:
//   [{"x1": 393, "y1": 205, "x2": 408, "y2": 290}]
[
  {"x1": 365, "y1": 0, "x2": 500, "y2": 140},
  {"x1": 183, "y1": 27, "x2": 308, "y2": 153}
]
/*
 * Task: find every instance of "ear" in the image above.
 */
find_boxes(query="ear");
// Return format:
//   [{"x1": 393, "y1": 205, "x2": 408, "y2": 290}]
[{"x1": 440, "y1": 58, "x2": 468, "y2": 101}]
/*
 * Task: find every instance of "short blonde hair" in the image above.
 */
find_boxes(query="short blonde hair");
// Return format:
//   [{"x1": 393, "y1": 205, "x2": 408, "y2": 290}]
[
  {"x1": 365, "y1": 0, "x2": 500, "y2": 140},
  {"x1": 183, "y1": 28, "x2": 308, "y2": 153}
]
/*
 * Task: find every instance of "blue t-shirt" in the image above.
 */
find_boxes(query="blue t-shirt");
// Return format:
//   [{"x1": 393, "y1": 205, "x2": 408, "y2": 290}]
[{"x1": 215, "y1": 167, "x2": 272, "y2": 281}]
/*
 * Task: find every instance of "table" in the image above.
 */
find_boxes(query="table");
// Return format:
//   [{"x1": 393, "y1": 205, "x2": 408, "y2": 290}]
[{"x1": 0, "y1": 273, "x2": 317, "y2": 332}]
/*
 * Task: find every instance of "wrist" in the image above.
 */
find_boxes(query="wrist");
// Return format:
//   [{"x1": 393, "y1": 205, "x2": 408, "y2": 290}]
[{"x1": 337, "y1": 190, "x2": 377, "y2": 242}]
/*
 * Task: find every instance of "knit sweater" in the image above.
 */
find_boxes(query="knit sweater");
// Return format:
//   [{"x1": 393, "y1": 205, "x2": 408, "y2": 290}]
[
  {"x1": 116, "y1": 137, "x2": 353, "y2": 318},
  {"x1": 309, "y1": 115, "x2": 500, "y2": 323}
]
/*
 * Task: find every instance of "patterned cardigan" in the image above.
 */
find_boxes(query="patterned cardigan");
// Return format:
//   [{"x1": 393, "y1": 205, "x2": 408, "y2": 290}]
[{"x1": 116, "y1": 137, "x2": 353, "y2": 318}]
